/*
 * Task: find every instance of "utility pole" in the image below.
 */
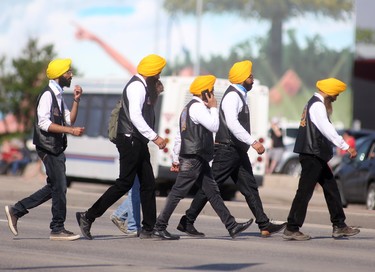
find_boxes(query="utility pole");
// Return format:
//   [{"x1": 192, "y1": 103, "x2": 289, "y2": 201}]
[{"x1": 194, "y1": 0, "x2": 202, "y2": 75}]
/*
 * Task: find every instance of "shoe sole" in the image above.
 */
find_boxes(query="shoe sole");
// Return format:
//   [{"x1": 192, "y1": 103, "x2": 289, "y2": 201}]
[
  {"x1": 152, "y1": 234, "x2": 180, "y2": 240},
  {"x1": 260, "y1": 223, "x2": 287, "y2": 238},
  {"x1": 332, "y1": 229, "x2": 360, "y2": 238},
  {"x1": 5, "y1": 206, "x2": 18, "y2": 236},
  {"x1": 282, "y1": 234, "x2": 311, "y2": 241},
  {"x1": 76, "y1": 213, "x2": 93, "y2": 240},
  {"x1": 50, "y1": 234, "x2": 81, "y2": 241}
]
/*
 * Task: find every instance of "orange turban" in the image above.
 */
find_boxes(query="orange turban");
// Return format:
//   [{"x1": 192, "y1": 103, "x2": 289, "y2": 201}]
[
  {"x1": 316, "y1": 78, "x2": 346, "y2": 96},
  {"x1": 189, "y1": 75, "x2": 216, "y2": 95},
  {"x1": 46, "y1": 59, "x2": 71, "y2": 79},
  {"x1": 137, "y1": 54, "x2": 167, "y2": 76},
  {"x1": 228, "y1": 60, "x2": 252, "y2": 84}
]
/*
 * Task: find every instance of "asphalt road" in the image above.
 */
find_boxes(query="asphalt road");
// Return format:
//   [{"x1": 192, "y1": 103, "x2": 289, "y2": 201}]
[{"x1": 0, "y1": 173, "x2": 375, "y2": 272}]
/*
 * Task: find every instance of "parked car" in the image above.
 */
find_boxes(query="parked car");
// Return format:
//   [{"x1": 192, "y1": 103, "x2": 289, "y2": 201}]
[
  {"x1": 274, "y1": 129, "x2": 375, "y2": 177},
  {"x1": 334, "y1": 134, "x2": 375, "y2": 209}
]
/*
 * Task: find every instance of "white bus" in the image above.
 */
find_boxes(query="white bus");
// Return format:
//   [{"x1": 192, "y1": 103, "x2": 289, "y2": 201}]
[{"x1": 64, "y1": 76, "x2": 269, "y2": 199}]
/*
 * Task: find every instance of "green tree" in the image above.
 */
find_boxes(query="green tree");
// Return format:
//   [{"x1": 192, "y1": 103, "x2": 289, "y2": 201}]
[
  {"x1": 0, "y1": 38, "x2": 56, "y2": 134},
  {"x1": 163, "y1": 0, "x2": 353, "y2": 78}
]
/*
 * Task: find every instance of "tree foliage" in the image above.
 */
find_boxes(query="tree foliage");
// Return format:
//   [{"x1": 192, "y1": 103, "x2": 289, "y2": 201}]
[
  {"x1": 0, "y1": 38, "x2": 56, "y2": 134},
  {"x1": 163, "y1": 0, "x2": 353, "y2": 77}
]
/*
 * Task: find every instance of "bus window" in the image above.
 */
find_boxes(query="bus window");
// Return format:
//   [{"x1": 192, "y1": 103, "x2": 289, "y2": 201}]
[{"x1": 85, "y1": 95, "x2": 105, "y2": 137}]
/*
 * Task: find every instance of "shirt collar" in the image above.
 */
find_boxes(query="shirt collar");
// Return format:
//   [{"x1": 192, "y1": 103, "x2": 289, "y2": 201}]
[
  {"x1": 314, "y1": 92, "x2": 324, "y2": 102},
  {"x1": 135, "y1": 74, "x2": 147, "y2": 86},
  {"x1": 49, "y1": 80, "x2": 63, "y2": 96},
  {"x1": 232, "y1": 84, "x2": 247, "y2": 97}
]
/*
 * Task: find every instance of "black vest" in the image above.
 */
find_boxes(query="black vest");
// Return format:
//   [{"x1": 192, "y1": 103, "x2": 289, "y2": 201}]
[
  {"x1": 215, "y1": 86, "x2": 251, "y2": 152},
  {"x1": 33, "y1": 86, "x2": 67, "y2": 155},
  {"x1": 117, "y1": 76, "x2": 155, "y2": 144},
  {"x1": 179, "y1": 100, "x2": 214, "y2": 162},
  {"x1": 293, "y1": 96, "x2": 333, "y2": 162}
]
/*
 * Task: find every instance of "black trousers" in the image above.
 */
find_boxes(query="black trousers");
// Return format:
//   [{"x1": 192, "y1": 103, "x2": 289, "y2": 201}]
[
  {"x1": 86, "y1": 136, "x2": 156, "y2": 231},
  {"x1": 185, "y1": 144, "x2": 269, "y2": 229},
  {"x1": 286, "y1": 154, "x2": 346, "y2": 232},
  {"x1": 154, "y1": 155, "x2": 236, "y2": 231}
]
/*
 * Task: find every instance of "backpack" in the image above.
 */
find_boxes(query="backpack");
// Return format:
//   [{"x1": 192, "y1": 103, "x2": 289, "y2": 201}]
[{"x1": 108, "y1": 99, "x2": 123, "y2": 143}]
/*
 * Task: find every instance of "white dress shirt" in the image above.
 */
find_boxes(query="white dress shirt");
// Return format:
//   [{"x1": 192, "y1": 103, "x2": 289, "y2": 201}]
[
  {"x1": 309, "y1": 92, "x2": 349, "y2": 150},
  {"x1": 221, "y1": 84, "x2": 256, "y2": 146},
  {"x1": 172, "y1": 96, "x2": 219, "y2": 164},
  {"x1": 37, "y1": 80, "x2": 71, "y2": 132},
  {"x1": 125, "y1": 74, "x2": 158, "y2": 141}
]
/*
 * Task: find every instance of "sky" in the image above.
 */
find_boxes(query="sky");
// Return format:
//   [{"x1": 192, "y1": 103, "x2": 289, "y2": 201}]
[{"x1": 0, "y1": 0, "x2": 358, "y2": 79}]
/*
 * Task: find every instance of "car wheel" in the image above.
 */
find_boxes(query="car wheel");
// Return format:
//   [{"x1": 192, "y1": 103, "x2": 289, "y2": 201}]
[
  {"x1": 282, "y1": 159, "x2": 301, "y2": 177},
  {"x1": 366, "y1": 183, "x2": 375, "y2": 210},
  {"x1": 336, "y1": 179, "x2": 348, "y2": 208}
]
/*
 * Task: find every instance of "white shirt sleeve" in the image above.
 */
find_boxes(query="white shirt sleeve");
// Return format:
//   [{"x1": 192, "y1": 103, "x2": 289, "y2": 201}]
[
  {"x1": 126, "y1": 81, "x2": 158, "y2": 141},
  {"x1": 189, "y1": 98, "x2": 219, "y2": 133},
  {"x1": 309, "y1": 100, "x2": 349, "y2": 150},
  {"x1": 221, "y1": 92, "x2": 256, "y2": 145},
  {"x1": 172, "y1": 126, "x2": 181, "y2": 164},
  {"x1": 37, "y1": 91, "x2": 53, "y2": 132}
]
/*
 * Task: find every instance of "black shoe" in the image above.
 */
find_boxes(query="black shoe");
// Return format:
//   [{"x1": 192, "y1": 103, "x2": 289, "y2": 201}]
[
  {"x1": 139, "y1": 229, "x2": 153, "y2": 239},
  {"x1": 228, "y1": 219, "x2": 253, "y2": 238},
  {"x1": 260, "y1": 222, "x2": 287, "y2": 237},
  {"x1": 50, "y1": 229, "x2": 80, "y2": 241},
  {"x1": 153, "y1": 229, "x2": 180, "y2": 240},
  {"x1": 177, "y1": 215, "x2": 205, "y2": 237},
  {"x1": 76, "y1": 212, "x2": 93, "y2": 240}
]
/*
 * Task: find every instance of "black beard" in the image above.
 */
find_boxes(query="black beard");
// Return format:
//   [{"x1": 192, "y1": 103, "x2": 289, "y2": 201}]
[
  {"x1": 146, "y1": 76, "x2": 159, "y2": 105},
  {"x1": 243, "y1": 81, "x2": 253, "y2": 92},
  {"x1": 58, "y1": 75, "x2": 71, "y2": 88}
]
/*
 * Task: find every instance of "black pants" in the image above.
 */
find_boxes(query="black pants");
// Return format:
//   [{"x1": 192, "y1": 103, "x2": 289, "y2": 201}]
[
  {"x1": 185, "y1": 144, "x2": 269, "y2": 229},
  {"x1": 13, "y1": 149, "x2": 67, "y2": 232},
  {"x1": 86, "y1": 136, "x2": 156, "y2": 231},
  {"x1": 286, "y1": 154, "x2": 346, "y2": 232},
  {"x1": 154, "y1": 155, "x2": 236, "y2": 231}
]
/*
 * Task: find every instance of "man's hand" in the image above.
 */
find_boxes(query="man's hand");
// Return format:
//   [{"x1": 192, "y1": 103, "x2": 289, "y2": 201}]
[
  {"x1": 204, "y1": 92, "x2": 217, "y2": 109},
  {"x1": 251, "y1": 141, "x2": 265, "y2": 155},
  {"x1": 347, "y1": 147, "x2": 357, "y2": 159},
  {"x1": 170, "y1": 163, "x2": 179, "y2": 172},
  {"x1": 74, "y1": 85, "x2": 83, "y2": 101},
  {"x1": 153, "y1": 135, "x2": 166, "y2": 150},
  {"x1": 71, "y1": 126, "x2": 85, "y2": 136}
]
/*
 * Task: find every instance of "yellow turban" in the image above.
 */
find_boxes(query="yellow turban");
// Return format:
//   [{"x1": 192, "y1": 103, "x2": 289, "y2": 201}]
[
  {"x1": 228, "y1": 60, "x2": 252, "y2": 84},
  {"x1": 190, "y1": 75, "x2": 216, "y2": 95},
  {"x1": 316, "y1": 78, "x2": 346, "y2": 96},
  {"x1": 46, "y1": 59, "x2": 72, "y2": 79},
  {"x1": 137, "y1": 54, "x2": 167, "y2": 77}
]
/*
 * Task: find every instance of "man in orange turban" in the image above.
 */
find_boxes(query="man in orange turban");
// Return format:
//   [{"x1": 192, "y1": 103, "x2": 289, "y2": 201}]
[
  {"x1": 152, "y1": 75, "x2": 253, "y2": 240},
  {"x1": 177, "y1": 61, "x2": 287, "y2": 238},
  {"x1": 5, "y1": 58, "x2": 85, "y2": 241},
  {"x1": 46, "y1": 59, "x2": 72, "y2": 79},
  {"x1": 76, "y1": 54, "x2": 167, "y2": 240},
  {"x1": 283, "y1": 77, "x2": 360, "y2": 240}
]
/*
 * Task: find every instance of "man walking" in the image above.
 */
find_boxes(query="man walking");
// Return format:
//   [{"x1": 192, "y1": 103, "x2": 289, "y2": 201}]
[
  {"x1": 76, "y1": 54, "x2": 167, "y2": 240},
  {"x1": 177, "y1": 60, "x2": 286, "y2": 237},
  {"x1": 153, "y1": 75, "x2": 253, "y2": 240},
  {"x1": 5, "y1": 58, "x2": 85, "y2": 240},
  {"x1": 283, "y1": 78, "x2": 360, "y2": 241}
]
